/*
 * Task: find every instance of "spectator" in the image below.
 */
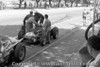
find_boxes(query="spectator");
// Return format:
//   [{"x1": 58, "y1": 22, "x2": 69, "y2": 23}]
[
  {"x1": 95, "y1": 8, "x2": 99, "y2": 20},
  {"x1": 24, "y1": 2, "x2": 27, "y2": 9},
  {"x1": 43, "y1": 14, "x2": 51, "y2": 44},
  {"x1": 89, "y1": 8, "x2": 93, "y2": 21},
  {"x1": 82, "y1": 9, "x2": 87, "y2": 26},
  {"x1": 29, "y1": 2, "x2": 33, "y2": 8}
]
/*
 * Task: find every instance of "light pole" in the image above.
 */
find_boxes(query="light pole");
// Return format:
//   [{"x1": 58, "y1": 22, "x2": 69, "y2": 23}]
[{"x1": 92, "y1": 0, "x2": 97, "y2": 35}]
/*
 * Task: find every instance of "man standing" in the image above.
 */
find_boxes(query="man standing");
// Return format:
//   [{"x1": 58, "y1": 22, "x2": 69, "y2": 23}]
[
  {"x1": 24, "y1": 2, "x2": 27, "y2": 9},
  {"x1": 23, "y1": 11, "x2": 34, "y2": 33},
  {"x1": 43, "y1": 14, "x2": 51, "y2": 44},
  {"x1": 82, "y1": 9, "x2": 87, "y2": 26},
  {"x1": 23, "y1": 11, "x2": 34, "y2": 26}
]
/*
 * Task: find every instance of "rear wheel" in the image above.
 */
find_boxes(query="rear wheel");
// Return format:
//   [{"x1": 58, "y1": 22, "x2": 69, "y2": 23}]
[
  {"x1": 53, "y1": 35, "x2": 57, "y2": 39},
  {"x1": 14, "y1": 43, "x2": 26, "y2": 63},
  {"x1": 51, "y1": 27, "x2": 59, "y2": 39}
]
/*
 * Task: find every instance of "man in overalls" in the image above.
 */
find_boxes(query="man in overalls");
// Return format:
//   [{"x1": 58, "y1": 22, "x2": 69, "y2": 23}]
[{"x1": 43, "y1": 14, "x2": 51, "y2": 44}]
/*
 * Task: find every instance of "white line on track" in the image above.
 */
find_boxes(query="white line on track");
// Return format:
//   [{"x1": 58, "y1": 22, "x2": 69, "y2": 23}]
[{"x1": 23, "y1": 27, "x2": 79, "y2": 62}]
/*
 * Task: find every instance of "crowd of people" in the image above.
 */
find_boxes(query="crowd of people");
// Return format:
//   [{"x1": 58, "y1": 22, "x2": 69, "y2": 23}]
[
  {"x1": 82, "y1": 8, "x2": 93, "y2": 26},
  {"x1": 82, "y1": 8, "x2": 100, "y2": 26}
]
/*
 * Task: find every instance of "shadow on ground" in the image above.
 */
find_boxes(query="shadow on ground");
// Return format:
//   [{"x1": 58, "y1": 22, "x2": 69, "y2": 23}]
[
  {"x1": 0, "y1": 25, "x2": 21, "y2": 37},
  {"x1": 0, "y1": 24, "x2": 89, "y2": 67},
  {"x1": 0, "y1": 25, "x2": 74, "y2": 37}
]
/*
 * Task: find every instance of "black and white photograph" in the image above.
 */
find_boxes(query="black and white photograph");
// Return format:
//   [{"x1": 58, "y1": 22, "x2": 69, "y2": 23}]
[{"x1": 0, "y1": 0, "x2": 100, "y2": 67}]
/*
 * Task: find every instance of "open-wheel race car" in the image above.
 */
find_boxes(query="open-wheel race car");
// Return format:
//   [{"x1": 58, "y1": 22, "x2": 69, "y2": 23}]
[
  {"x1": 18, "y1": 24, "x2": 59, "y2": 46},
  {"x1": 0, "y1": 35, "x2": 26, "y2": 67}
]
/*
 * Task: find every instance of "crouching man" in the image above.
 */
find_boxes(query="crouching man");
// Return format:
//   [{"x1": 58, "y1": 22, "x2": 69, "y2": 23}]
[{"x1": 43, "y1": 14, "x2": 51, "y2": 44}]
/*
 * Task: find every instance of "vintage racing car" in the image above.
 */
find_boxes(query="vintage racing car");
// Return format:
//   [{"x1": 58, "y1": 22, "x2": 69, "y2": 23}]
[
  {"x1": 18, "y1": 25, "x2": 59, "y2": 46},
  {"x1": 0, "y1": 35, "x2": 26, "y2": 66}
]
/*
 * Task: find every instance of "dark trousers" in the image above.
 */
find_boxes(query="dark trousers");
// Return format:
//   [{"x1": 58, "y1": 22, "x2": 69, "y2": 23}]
[{"x1": 46, "y1": 31, "x2": 50, "y2": 43}]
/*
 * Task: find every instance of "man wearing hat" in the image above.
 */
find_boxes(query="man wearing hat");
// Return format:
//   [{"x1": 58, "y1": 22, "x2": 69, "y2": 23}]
[
  {"x1": 23, "y1": 11, "x2": 34, "y2": 33},
  {"x1": 23, "y1": 11, "x2": 34, "y2": 26}
]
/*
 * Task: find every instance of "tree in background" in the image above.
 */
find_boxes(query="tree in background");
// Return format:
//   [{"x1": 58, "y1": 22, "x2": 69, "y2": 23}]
[
  {"x1": 64, "y1": 0, "x2": 69, "y2": 7},
  {"x1": 70, "y1": 0, "x2": 75, "y2": 7},
  {"x1": 58, "y1": 0, "x2": 61, "y2": 7},
  {"x1": 75, "y1": 0, "x2": 81, "y2": 7},
  {"x1": 49, "y1": 0, "x2": 52, "y2": 7},
  {"x1": 36, "y1": 0, "x2": 40, "y2": 8},
  {"x1": 82, "y1": 0, "x2": 90, "y2": 6},
  {"x1": 19, "y1": 0, "x2": 24, "y2": 8}
]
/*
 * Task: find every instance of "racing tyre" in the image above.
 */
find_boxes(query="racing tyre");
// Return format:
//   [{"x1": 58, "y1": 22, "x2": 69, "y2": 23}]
[
  {"x1": 14, "y1": 43, "x2": 26, "y2": 63},
  {"x1": 51, "y1": 27, "x2": 59, "y2": 39}
]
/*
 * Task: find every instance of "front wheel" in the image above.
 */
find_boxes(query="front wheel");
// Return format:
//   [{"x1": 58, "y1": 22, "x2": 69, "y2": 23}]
[{"x1": 14, "y1": 43, "x2": 26, "y2": 63}]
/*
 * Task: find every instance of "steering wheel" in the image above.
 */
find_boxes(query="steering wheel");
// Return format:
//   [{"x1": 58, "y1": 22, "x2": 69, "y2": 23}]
[{"x1": 85, "y1": 19, "x2": 100, "y2": 41}]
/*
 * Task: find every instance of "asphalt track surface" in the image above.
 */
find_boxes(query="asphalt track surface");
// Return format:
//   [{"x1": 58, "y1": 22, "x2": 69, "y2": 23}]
[
  {"x1": 12, "y1": 27, "x2": 86, "y2": 67},
  {"x1": 13, "y1": 11, "x2": 86, "y2": 67}
]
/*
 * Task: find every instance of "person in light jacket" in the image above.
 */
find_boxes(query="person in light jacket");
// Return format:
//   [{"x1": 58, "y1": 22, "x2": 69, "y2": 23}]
[{"x1": 43, "y1": 14, "x2": 51, "y2": 44}]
